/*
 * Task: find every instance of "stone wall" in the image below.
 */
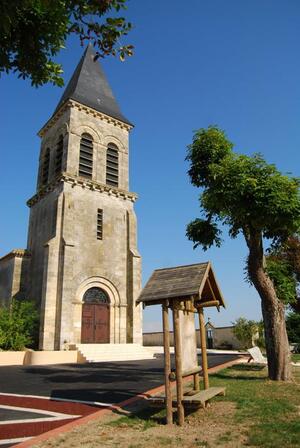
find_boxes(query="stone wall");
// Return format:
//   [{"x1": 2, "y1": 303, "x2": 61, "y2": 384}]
[
  {"x1": 212, "y1": 326, "x2": 242, "y2": 349},
  {"x1": 0, "y1": 250, "x2": 30, "y2": 306},
  {"x1": 143, "y1": 326, "x2": 242, "y2": 350},
  {"x1": 0, "y1": 350, "x2": 80, "y2": 366},
  {"x1": 0, "y1": 255, "x2": 14, "y2": 304}
]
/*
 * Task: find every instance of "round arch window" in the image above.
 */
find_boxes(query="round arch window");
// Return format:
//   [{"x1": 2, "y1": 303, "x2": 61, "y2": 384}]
[{"x1": 83, "y1": 287, "x2": 110, "y2": 304}]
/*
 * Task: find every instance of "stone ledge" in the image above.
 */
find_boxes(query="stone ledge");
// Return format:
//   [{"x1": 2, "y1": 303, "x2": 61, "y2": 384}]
[
  {"x1": 27, "y1": 172, "x2": 138, "y2": 207},
  {"x1": 0, "y1": 249, "x2": 31, "y2": 262},
  {"x1": 0, "y1": 350, "x2": 79, "y2": 366},
  {"x1": 38, "y1": 99, "x2": 133, "y2": 138}
]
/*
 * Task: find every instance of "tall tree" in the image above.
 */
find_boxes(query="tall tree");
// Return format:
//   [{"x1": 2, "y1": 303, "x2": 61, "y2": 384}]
[
  {"x1": 0, "y1": 0, "x2": 133, "y2": 87},
  {"x1": 186, "y1": 126, "x2": 300, "y2": 380}
]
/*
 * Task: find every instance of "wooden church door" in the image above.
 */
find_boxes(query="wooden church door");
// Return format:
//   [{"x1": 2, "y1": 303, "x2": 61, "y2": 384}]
[{"x1": 81, "y1": 287, "x2": 110, "y2": 343}]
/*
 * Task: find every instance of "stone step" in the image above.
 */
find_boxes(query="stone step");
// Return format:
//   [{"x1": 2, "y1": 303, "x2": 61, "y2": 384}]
[
  {"x1": 76, "y1": 343, "x2": 155, "y2": 363},
  {"x1": 76, "y1": 349, "x2": 153, "y2": 356},
  {"x1": 76, "y1": 346, "x2": 150, "y2": 351},
  {"x1": 86, "y1": 356, "x2": 154, "y2": 362},
  {"x1": 76, "y1": 344, "x2": 151, "y2": 351},
  {"x1": 76, "y1": 343, "x2": 146, "y2": 349}
]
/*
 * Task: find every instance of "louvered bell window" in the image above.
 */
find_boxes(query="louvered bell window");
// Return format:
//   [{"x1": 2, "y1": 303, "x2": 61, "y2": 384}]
[
  {"x1": 55, "y1": 135, "x2": 64, "y2": 176},
  {"x1": 41, "y1": 147, "x2": 50, "y2": 186},
  {"x1": 97, "y1": 209, "x2": 103, "y2": 240},
  {"x1": 79, "y1": 133, "x2": 93, "y2": 179},
  {"x1": 106, "y1": 143, "x2": 119, "y2": 187}
]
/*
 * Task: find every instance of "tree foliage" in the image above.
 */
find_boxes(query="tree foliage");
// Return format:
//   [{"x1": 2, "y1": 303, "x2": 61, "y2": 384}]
[
  {"x1": 0, "y1": 300, "x2": 39, "y2": 351},
  {"x1": 186, "y1": 127, "x2": 300, "y2": 250},
  {"x1": 286, "y1": 312, "x2": 300, "y2": 344},
  {"x1": 265, "y1": 257, "x2": 297, "y2": 305},
  {"x1": 0, "y1": 0, "x2": 133, "y2": 86},
  {"x1": 232, "y1": 317, "x2": 264, "y2": 349},
  {"x1": 186, "y1": 126, "x2": 300, "y2": 380},
  {"x1": 267, "y1": 236, "x2": 300, "y2": 312}
]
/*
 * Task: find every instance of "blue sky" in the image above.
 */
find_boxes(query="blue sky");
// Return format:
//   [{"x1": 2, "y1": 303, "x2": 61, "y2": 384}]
[{"x1": 1, "y1": 0, "x2": 300, "y2": 331}]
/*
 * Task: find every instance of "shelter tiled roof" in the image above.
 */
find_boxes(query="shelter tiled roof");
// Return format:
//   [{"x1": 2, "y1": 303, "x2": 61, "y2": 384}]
[{"x1": 137, "y1": 262, "x2": 225, "y2": 307}]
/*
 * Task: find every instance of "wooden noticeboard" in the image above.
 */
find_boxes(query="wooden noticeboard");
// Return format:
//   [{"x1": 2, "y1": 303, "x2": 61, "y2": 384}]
[{"x1": 179, "y1": 311, "x2": 198, "y2": 373}]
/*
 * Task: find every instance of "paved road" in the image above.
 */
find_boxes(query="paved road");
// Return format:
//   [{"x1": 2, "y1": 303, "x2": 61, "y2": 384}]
[
  {"x1": 0, "y1": 354, "x2": 239, "y2": 447},
  {"x1": 0, "y1": 354, "x2": 238, "y2": 404}
]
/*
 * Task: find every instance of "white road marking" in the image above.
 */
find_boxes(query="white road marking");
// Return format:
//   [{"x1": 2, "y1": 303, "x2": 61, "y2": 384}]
[
  {"x1": 0, "y1": 436, "x2": 32, "y2": 445},
  {"x1": 0, "y1": 392, "x2": 113, "y2": 407},
  {"x1": 0, "y1": 404, "x2": 80, "y2": 424}
]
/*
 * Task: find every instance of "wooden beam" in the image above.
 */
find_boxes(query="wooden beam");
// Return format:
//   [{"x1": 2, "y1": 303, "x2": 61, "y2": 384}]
[
  {"x1": 181, "y1": 387, "x2": 226, "y2": 405},
  {"x1": 207, "y1": 278, "x2": 217, "y2": 301},
  {"x1": 162, "y1": 304, "x2": 173, "y2": 425},
  {"x1": 169, "y1": 366, "x2": 202, "y2": 381},
  {"x1": 208, "y1": 265, "x2": 226, "y2": 308},
  {"x1": 198, "y1": 262, "x2": 211, "y2": 297},
  {"x1": 149, "y1": 387, "x2": 226, "y2": 406},
  {"x1": 198, "y1": 308, "x2": 209, "y2": 390},
  {"x1": 193, "y1": 372, "x2": 200, "y2": 391},
  {"x1": 173, "y1": 305, "x2": 184, "y2": 426},
  {"x1": 196, "y1": 300, "x2": 220, "y2": 308}
]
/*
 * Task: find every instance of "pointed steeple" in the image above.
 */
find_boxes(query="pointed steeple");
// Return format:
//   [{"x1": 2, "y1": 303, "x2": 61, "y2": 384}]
[{"x1": 54, "y1": 45, "x2": 132, "y2": 126}]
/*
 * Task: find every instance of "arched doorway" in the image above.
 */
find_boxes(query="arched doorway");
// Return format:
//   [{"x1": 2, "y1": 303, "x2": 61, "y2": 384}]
[
  {"x1": 206, "y1": 328, "x2": 214, "y2": 349},
  {"x1": 81, "y1": 287, "x2": 110, "y2": 343}
]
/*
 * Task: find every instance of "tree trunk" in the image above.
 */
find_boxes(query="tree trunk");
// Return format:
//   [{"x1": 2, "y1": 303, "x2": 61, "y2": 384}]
[
  {"x1": 246, "y1": 230, "x2": 291, "y2": 381},
  {"x1": 261, "y1": 296, "x2": 291, "y2": 380}
]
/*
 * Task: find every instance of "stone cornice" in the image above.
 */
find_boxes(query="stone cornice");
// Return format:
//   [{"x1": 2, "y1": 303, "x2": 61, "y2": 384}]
[
  {"x1": 0, "y1": 249, "x2": 31, "y2": 262},
  {"x1": 38, "y1": 100, "x2": 133, "y2": 138},
  {"x1": 27, "y1": 172, "x2": 138, "y2": 207}
]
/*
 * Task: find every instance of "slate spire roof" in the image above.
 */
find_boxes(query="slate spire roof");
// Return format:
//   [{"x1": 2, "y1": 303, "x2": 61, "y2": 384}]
[{"x1": 54, "y1": 44, "x2": 132, "y2": 126}]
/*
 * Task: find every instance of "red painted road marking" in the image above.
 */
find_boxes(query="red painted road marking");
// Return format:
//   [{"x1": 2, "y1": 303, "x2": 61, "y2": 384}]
[
  {"x1": 0, "y1": 393, "x2": 103, "y2": 444},
  {"x1": 0, "y1": 393, "x2": 111, "y2": 413}
]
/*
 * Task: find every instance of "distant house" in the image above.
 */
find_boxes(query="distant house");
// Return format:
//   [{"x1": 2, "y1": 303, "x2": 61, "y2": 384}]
[{"x1": 205, "y1": 320, "x2": 242, "y2": 350}]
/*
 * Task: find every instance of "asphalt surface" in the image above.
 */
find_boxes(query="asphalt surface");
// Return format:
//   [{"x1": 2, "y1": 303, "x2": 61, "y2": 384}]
[
  {"x1": 0, "y1": 354, "x2": 238, "y2": 404},
  {"x1": 0, "y1": 408, "x2": 48, "y2": 422}
]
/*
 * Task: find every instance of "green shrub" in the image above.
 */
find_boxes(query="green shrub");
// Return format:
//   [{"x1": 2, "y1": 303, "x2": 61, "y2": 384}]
[
  {"x1": 0, "y1": 300, "x2": 39, "y2": 351},
  {"x1": 232, "y1": 317, "x2": 265, "y2": 349},
  {"x1": 286, "y1": 312, "x2": 300, "y2": 344}
]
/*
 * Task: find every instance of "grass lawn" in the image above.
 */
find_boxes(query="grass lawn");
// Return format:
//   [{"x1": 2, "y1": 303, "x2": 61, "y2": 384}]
[
  {"x1": 292, "y1": 353, "x2": 300, "y2": 362},
  {"x1": 209, "y1": 363, "x2": 300, "y2": 447},
  {"x1": 36, "y1": 364, "x2": 300, "y2": 448}
]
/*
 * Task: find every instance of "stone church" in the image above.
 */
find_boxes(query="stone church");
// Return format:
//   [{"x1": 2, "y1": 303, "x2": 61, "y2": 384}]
[{"x1": 0, "y1": 45, "x2": 142, "y2": 351}]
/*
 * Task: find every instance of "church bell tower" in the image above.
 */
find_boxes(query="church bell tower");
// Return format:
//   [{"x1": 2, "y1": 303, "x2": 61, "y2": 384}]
[{"x1": 26, "y1": 46, "x2": 142, "y2": 350}]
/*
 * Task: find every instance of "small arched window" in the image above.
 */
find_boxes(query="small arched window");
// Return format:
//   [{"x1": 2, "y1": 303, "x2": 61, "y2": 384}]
[
  {"x1": 79, "y1": 133, "x2": 93, "y2": 179},
  {"x1": 41, "y1": 147, "x2": 50, "y2": 186},
  {"x1": 83, "y1": 287, "x2": 110, "y2": 304},
  {"x1": 106, "y1": 143, "x2": 119, "y2": 187},
  {"x1": 55, "y1": 135, "x2": 64, "y2": 176}
]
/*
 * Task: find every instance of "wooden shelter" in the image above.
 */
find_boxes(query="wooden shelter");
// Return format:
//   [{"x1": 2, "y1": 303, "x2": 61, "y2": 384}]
[{"x1": 137, "y1": 262, "x2": 226, "y2": 425}]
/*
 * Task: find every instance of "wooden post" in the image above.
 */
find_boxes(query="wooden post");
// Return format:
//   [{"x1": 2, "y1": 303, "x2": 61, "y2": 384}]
[
  {"x1": 199, "y1": 308, "x2": 209, "y2": 390},
  {"x1": 193, "y1": 372, "x2": 200, "y2": 391},
  {"x1": 162, "y1": 304, "x2": 173, "y2": 425},
  {"x1": 173, "y1": 304, "x2": 184, "y2": 426}
]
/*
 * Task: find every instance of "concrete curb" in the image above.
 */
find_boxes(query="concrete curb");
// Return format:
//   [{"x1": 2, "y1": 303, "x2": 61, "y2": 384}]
[{"x1": 13, "y1": 357, "x2": 244, "y2": 447}]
